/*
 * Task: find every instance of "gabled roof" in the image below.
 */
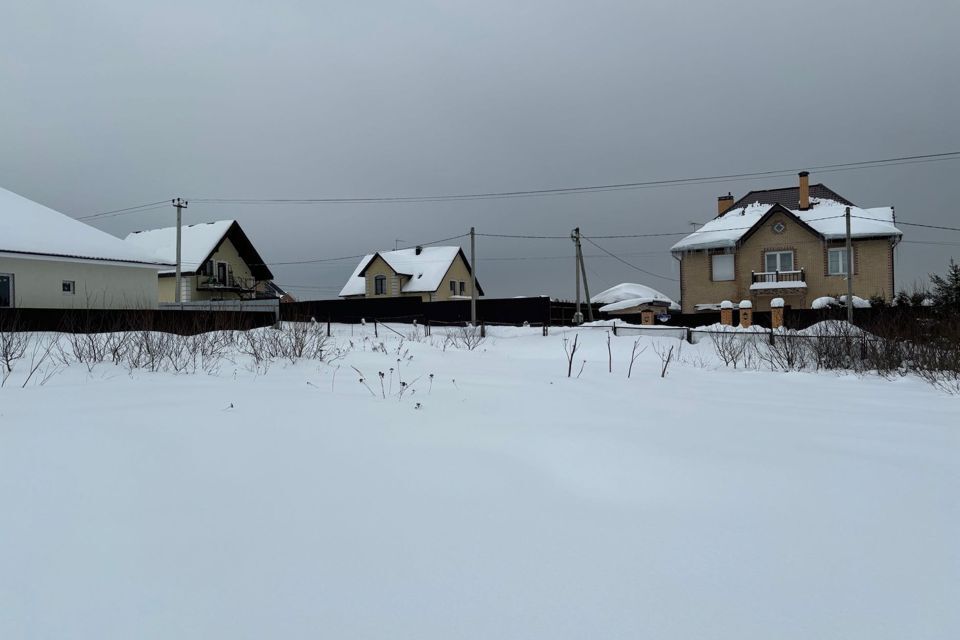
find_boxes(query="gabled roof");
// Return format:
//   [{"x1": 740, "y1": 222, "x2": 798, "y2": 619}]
[
  {"x1": 125, "y1": 220, "x2": 273, "y2": 280},
  {"x1": 728, "y1": 183, "x2": 855, "y2": 211},
  {"x1": 0, "y1": 186, "x2": 170, "y2": 266},
  {"x1": 340, "y1": 246, "x2": 483, "y2": 297},
  {"x1": 671, "y1": 198, "x2": 901, "y2": 253}
]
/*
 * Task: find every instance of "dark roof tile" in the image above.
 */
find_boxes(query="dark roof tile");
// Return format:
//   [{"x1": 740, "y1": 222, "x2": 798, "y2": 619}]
[{"x1": 727, "y1": 183, "x2": 854, "y2": 212}]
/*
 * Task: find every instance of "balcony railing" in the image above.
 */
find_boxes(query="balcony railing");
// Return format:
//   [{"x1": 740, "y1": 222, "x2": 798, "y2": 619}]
[
  {"x1": 751, "y1": 269, "x2": 805, "y2": 284},
  {"x1": 196, "y1": 274, "x2": 257, "y2": 292}
]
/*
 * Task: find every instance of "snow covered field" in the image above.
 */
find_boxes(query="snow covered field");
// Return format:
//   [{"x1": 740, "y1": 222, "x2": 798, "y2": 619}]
[{"x1": 1, "y1": 324, "x2": 958, "y2": 639}]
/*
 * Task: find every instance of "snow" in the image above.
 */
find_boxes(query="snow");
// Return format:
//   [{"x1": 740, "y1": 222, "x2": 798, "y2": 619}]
[
  {"x1": 750, "y1": 280, "x2": 808, "y2": 291},
  {"x1": 124, "y1": 220, "x2": 234, "y2": 274},
  {"x1": 770, "y1": 297, "x2": 785, "y2": 308},
  {"x1": 839, "y1": 294, "x2": 872, "y2": 308},
  {"x1": 0, "y1": 186, "x2": 170, "y2": 266},
  {"x1": 591, "y1": 282, "x2": 678, "y2": 308},
  {"x1": 812, "y1": 296, "x2": 839, "y2": 309},
  {"x1": 671, "y1": 198, "x2": 901, "y2": 252},
  {"x1": 340, "y1": 246, "x2": 465, "y2": 297},
  {"x1": 738, "y1": 300, "x2": 752, "y2": 309},
  {"x1": 720, "y1": 300, "x2": 734, "y2": 309},
  {"x1": 1, "y1": 325, "x2": 958, "y2": 639},
  {"x1": 692, "y1": 322, "x2": 769, "y2": 334},
  {"x1": 599, "y1": 297, "x2": 670, "y2": 313}
]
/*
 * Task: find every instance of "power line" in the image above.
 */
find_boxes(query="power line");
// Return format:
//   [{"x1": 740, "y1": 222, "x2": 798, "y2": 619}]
[
  {"x1": 894, "y1": 220, "x2": 960, "y2": 233},
  {"x1": 77, "y1": 151, "x2": 960, "y2": 220},
  {"x1": 250, "y1": 232, "x2": 469, "y2": 268},
  {"x1": 77, "y1": 201, "x2": 172, "y2": 221},
  {"x1": 187, "y1": 151, "x2": 959, "y2": 205},
  {"x1": 581, "y1": 236, "x2": 679, "y2": 282}
]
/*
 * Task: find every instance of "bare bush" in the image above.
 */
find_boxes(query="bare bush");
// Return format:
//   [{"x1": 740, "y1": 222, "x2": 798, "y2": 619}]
[
  {"x1": 444, "y1": 325, "x2": 485, "y2": 351},
  {"x1": 653, "y1": 341, "x2": 675, "y2": 378},
  {"x1": 709, "y1": 331, "x2": 749, "y2": 369},
  {"x1": 627, "y1": 338, "x2": 647, "y2": 379},
  {"x1": 563, "y1": 334, "x2": 579, "y2": 378},
  {"x1": 756, "y1": 334, "x2": 810, "y2": 372},
  {"x1": 0, "y1": 327, "x2": 30, "y2": 386}
]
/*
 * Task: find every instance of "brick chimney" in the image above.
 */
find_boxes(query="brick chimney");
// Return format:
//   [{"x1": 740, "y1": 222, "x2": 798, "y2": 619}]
[
  {"x1": 798, "y1": 171, "x2": 810, "y2": 210},
  {"x1": 717, "y1": 192, "x2": 734, "y2": 216}
]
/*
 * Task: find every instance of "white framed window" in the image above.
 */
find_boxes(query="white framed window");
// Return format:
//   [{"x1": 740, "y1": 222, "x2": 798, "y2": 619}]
[
  {"x1": 0, "y1": 273, "x2": 13, "y2": 308},
  {"x1": 374, "y1": 275, "x2": 387, "y2": 295},
  {"x1": 449, "y1": 280, "x2": 456, "y2": 294},
  {"x1": 711, "y1": 254, "x2": 734, "y2": 281},
  {"x1": 828, "y1": 248, "x2": 849, "y2": 275},
  {"x1": 62, "y1": 280, "x2": 76, "y2": 295},
  {"x1": 764, "y1": 250, "x2": 794, "y2": 272}
]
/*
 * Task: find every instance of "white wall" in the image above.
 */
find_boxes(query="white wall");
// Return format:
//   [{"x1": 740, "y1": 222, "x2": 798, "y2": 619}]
[{"x1": 0, "y1": 255, "x2": 160, "y2": 309}]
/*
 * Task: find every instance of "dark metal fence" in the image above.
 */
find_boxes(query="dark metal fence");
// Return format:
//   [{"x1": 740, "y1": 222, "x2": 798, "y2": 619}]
[{"x1": 0, "y1": 308, "x2": 277, "y2": 335}]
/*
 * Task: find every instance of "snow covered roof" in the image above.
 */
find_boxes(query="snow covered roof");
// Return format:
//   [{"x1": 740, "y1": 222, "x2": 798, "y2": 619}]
[
  {"x1": 124, "y1": 220, "x2": 273, "y2": 279},
  {"x1": 670, "y1": 199, "x2": 901, "y2": 253},
  {"x1": 0, "y1": 186, "x2": 170, "y2": 266},
  {"x1": 591, "y1": 282, "x2": 679, "y2": 311},
  {"x1": 339, "y1": 246, "x2": 481, "y2": 297}
]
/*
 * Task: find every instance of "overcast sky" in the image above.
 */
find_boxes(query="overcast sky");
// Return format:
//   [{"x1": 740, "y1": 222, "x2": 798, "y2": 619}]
[{"x1": 2, "y1": 0, "x2": 958, "y2": 301}]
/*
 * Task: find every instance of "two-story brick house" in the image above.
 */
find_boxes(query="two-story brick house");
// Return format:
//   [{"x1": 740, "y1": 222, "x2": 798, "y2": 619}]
[{"x1": 670, "y1": 173, "x2": 902, "y2": 313}]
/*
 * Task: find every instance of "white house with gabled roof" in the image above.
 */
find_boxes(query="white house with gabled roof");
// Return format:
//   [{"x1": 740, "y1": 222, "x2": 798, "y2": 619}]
[
  {"x1": 339, "y1": 246, "x2": 483, "y2": 301},
  {"x1": 0, "y1": 187, "x2": 169, "y2": 309},
  {"x1": 125, "y1": 220, "x2": 275, "y2": 302}
]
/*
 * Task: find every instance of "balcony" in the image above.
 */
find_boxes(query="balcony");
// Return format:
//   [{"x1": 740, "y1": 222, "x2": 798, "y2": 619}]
[
  {"x1": 196, "y1": 274, "x2": 257, "y2": 292},
  {"x1": 749, "y1": 269, "x2": 807, "y2": 291}
]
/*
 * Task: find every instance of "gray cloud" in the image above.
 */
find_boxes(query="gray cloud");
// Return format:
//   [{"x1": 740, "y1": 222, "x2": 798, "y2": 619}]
[{"x1": 2, "y1": 0, "x2": 958, "y2": 301}]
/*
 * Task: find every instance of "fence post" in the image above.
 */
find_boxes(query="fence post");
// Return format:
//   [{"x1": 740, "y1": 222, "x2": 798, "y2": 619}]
[
  {"x1": 327, "y1": 316, "x2": 331, "y2": 337},
  {"x1": 543, "y1": 325, "x2": 548, "y2": 337},
  {"x1": 374, "y1": 319, "x2": 378, "y2": 338},
  {"x1": 426, "y1": 318, "x2": 431, "y2": 336},
  {"x1": 480, "y1": 322, "x2": 486, "y2": 338},
  {"x1": 686, "y1": 328, "x2": 693, "y2": 344}
]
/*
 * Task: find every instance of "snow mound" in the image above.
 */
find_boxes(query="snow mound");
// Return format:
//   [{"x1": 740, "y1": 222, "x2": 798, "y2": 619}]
[
  {"x1": 812, "y1": 296, "x2": 839, "y2": 309},
  {"x1": 839, "y1": 295, "x2": 872, "y2": 308}
]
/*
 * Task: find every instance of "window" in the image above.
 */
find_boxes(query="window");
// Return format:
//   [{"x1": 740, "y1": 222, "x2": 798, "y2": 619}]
[
  {"x1": 0, "y1": 274, "x2": 12, "y2": 308},
  {"x1": 459, "y1": 281, "x2": 466, "y2": 295},
  {"x1": 450, "y1": 280, "x2": 457, "y2": 294},
  {"x1": 828, "y1": 248, "x2": 849, "y2": 275},
  {"x1": 711, "y1": 254, "x2": 734, "y2": 281},
  {"x1": 62, "y1": 280, "x2": 75, "y2": 294},
  {"x1": 374, "y1": 275, "x2": 387, "y2": 295},
  {"x1": 764, "y1": 250, "x2": 794, "y2": 272}
]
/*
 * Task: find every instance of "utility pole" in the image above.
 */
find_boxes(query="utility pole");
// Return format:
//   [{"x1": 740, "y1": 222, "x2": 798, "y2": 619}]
[
  {"x1": 845, "y1": 206, "x2": 854, "y2": 324},
  {"x1": 470, "y1": 226, "x2": 477, "y2": 326},
  {"x1": 572, "y1": 227, "x2": 582, "y2": 324},
  {"x1": 575, "y1": 231, "x2": 594, "y2": 322},
  {"x1": 173, "y1": 198, "x2": 188, "y2": 304}
]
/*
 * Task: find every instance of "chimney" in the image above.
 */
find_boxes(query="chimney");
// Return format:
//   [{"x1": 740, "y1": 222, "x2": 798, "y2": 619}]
[
  {"x1": 415, "y1": 245, "x2": 423, "y2": 255},
  {"x1": 798, "y1": 171, "x2": 810, "y2": 210},
  {"x1": 717, "y1": 192, "x2": 734, "y2": 216}
]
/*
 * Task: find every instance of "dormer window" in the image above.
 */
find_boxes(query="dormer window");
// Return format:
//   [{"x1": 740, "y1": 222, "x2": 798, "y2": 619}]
[{"x1": 374, "y1": 274, "x2": 387, "y2": 295}]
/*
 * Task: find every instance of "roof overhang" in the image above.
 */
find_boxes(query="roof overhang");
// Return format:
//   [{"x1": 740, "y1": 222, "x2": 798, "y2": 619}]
[{"x1": 0, "y1": 249, "x2": 171, "y2": 269}]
